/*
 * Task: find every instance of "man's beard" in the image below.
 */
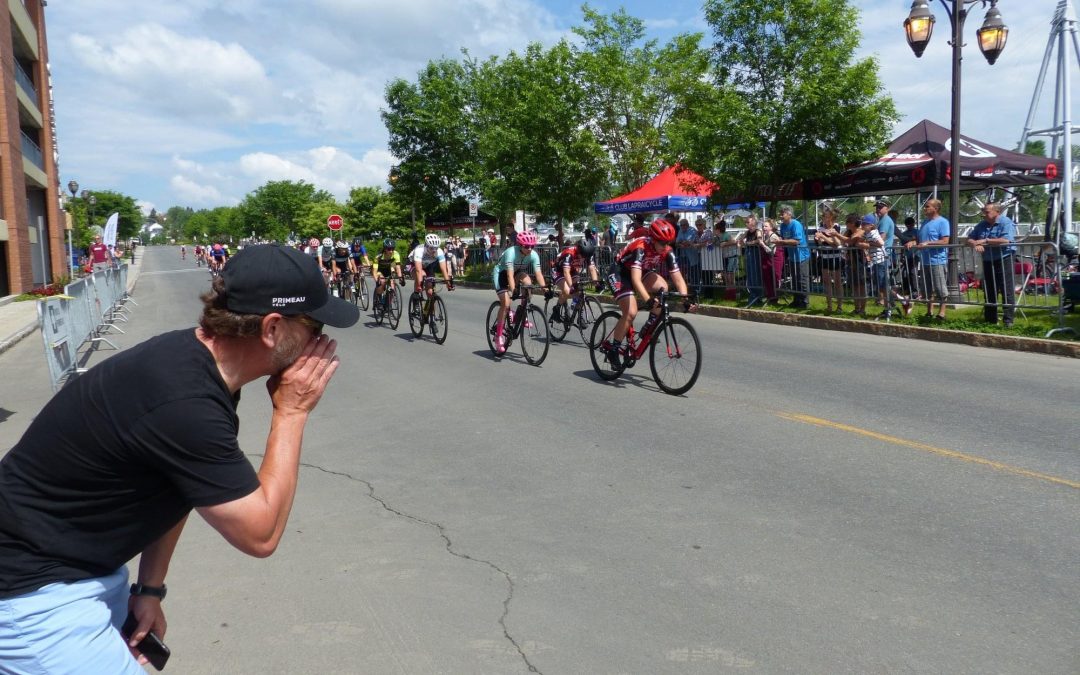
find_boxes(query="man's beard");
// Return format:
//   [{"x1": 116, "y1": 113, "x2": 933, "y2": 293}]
[{"x1": 271, "y1": 331, "x2": 306, "y2": 373}]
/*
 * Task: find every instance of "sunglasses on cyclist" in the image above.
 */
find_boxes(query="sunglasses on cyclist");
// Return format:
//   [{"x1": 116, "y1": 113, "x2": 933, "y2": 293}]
[{"x1": 289, "y1": 314, "x2": 324, "y2": 336}]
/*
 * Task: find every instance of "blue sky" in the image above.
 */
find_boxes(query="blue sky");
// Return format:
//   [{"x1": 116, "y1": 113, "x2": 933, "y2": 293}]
[{"x1": 46, "y1": 0, "x2": 1074, "y2": 215}]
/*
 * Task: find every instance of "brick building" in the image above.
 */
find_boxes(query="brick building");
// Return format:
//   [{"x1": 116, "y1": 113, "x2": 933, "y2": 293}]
[{"x1": 0, "y1": 0, "x2": 63, "y2": 296}]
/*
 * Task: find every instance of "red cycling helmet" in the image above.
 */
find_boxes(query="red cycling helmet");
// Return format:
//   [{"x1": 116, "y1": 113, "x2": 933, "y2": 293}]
[{"x1": 649, "y1": 219, "x2": 677, "y2": 244}]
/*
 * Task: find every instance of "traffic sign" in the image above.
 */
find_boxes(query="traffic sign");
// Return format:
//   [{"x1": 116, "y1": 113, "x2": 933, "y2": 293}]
[
  {"x1": 327, "y1": 214, "x2": 343, "y2": 231},
  {"x1": 469, "y1": 202, "x2": 478, "y2": 218}
]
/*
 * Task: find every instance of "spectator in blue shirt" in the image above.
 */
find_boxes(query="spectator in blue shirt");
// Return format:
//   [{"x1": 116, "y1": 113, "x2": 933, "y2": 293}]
[
  {"x1": 967, "y1": 202, "x2": 1017, "y2": 327},
  {"x1": 875, "y1": 199, "x2": 896, "y2": 305},
  {"x1": 910, "y1": 198, "x2": 951, "y2": 320},
  {"x1": 776, "y1": 205, "x2": 810, "y2": 308}
]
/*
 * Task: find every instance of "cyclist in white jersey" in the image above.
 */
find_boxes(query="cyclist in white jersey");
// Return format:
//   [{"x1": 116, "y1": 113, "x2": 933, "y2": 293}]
[{"x1": 410, "y1": 234, "x2": 455, "y2": 302}]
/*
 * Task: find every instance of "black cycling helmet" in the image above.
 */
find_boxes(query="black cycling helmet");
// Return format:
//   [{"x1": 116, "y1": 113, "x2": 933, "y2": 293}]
[
  {"x1": 351, "y1": 237, "x2": 363, "y2": 246},
  {"x1": 382, "y1": 238, "x2": 395, "y2": 250},
  {"x1": 576, "y1": 238, "x2": 596, "y2": 257}
]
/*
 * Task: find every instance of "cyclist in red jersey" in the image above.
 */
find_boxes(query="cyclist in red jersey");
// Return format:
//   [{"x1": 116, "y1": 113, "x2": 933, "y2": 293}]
[
  {"x1": 549, "y1": 237, "x2": 600, "y2": 323},
  {"x1": 601, "y1": 213, "x2": 693, "y2": 363}
]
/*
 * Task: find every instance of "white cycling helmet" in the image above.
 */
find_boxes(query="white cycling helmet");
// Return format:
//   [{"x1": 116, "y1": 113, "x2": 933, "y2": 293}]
[
  {"x1": 334, "y1": 240, "x2": 347, "y2": 249},
  {"x1": 322, "y1": 237, "x2": 333, "y2": 247},
  {"x1": 425, "y1": 233, "x2": 441, "y2": 248}
]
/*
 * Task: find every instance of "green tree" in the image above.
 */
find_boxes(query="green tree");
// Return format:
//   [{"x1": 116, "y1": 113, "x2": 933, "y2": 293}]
[
  {"x1": 235, "y1": 180, "x2": 333, "y2": 241},
  {"x1": 382, "y1": 59, "x2": 476, "y2": 220},
  {"x1": 670, "y1": 0, "x2": 898, "y2": 205},
  {"x1": 470, "y1": 41, "x2": 608, "y2": 234},
  {"x1": 572, "y1": 6, "x2": 711, "y2": 195},
  {"x1": 343, "y1": 186, "x2": 385, "y2": 239},
  {"x1": 67, "y1": 190, "x2": 142, "y2": 248},
  {"x1": 295, "y1": 199, "x2": 347, "y2": 243}
]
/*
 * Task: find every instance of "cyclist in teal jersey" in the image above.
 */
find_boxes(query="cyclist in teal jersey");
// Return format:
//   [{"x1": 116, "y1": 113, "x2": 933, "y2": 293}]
[{"x1": 491, "y1": 230, "x2": 553, "y2": 354}]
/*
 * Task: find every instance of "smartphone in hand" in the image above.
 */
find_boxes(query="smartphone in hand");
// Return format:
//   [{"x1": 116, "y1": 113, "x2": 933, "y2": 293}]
[{"x1": 121, "y1": 611, "x2": 171, "y2": 670}]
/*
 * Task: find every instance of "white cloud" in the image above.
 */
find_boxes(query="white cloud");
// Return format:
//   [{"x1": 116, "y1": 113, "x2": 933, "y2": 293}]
[
  {"x1": 170, "y1": 175, "x2": 229, "y2": 206},
  {"x1": 69, "y1": 23, "x2": 278, "y2": 121}
]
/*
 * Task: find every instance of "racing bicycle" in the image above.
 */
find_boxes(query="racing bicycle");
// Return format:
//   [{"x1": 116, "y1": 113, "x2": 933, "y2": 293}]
[
  {"x1": 544, "y1": 275, "x2": 604, "y2": 346},
  {"x1": 408, "y1": 277, "x2": 452, "y2": 344},
  {"x1": 588, "y1": 290, "x2": 702, "y2": 395},
  {"x1": 372, "y1": 274, "x2": 403, "y2": 329},
  {"x1": 485, "y1": 285, "x2": 550, "y2": 365}
]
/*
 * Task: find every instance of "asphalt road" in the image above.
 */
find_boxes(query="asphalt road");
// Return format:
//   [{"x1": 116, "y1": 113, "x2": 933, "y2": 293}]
[{"x1": 1, "y1": 246, "x2": 1077, "y2": 674}]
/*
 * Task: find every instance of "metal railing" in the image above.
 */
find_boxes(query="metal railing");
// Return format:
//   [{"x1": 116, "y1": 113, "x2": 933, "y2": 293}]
[{"x1": 20, "y1": 131, "x2": 44, "y2": 170}]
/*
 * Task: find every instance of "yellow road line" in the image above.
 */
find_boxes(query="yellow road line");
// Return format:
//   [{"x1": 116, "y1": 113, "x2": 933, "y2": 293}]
[{"x1": 774, "y1": 412, "x2": 1080, "y2": 490}]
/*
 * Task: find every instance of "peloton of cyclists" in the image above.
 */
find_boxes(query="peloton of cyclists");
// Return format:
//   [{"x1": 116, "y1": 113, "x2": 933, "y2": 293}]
[
  {"x1": 549, "y1": 236, "x2": 600, "y2": 323},
  {"x1": 373, "y1": 238, "x2": 405, "y2": 307},
  {"x1": 491, "y1": 229, "x2": 553, "y2": 354},
  {"x1": 600, "y1": 213, "x2": 693, "y2": 365},
  {"x1": 409, "y1": 234, "x2": 455, "y2": 301}
]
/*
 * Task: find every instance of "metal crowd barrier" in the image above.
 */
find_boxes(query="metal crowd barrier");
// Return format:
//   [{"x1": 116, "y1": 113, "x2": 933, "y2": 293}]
[
  {"x1": 674, "y1": 240, "x2": 1072, "y2": 324},
  {"x1": 37, "y1": 263, "x2": 133, "y2": 392}
]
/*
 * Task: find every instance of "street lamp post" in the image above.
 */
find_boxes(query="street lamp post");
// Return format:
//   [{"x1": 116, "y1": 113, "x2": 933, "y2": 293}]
[
  {"x1": 904, "y1": 0, "x2": 1009, "y2": 299},
  {"x1": 66, "y1": 180, "x2": 78, "y2": 277}
]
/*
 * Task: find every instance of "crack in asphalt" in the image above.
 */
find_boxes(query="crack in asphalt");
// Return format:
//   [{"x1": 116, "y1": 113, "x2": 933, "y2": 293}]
[{"x1": 299, "y1": 461, "x2": 542, "y2": 674}]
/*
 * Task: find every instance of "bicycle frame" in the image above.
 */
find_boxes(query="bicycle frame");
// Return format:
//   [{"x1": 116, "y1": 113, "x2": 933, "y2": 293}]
[{"x1": 621, "y1": 291, "x2": 685, "y2": 368}]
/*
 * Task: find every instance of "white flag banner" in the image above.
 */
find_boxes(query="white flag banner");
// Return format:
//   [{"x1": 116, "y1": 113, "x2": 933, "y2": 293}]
[{"x1": 103, "y1": 212, "x2": 119, "y2": 249}]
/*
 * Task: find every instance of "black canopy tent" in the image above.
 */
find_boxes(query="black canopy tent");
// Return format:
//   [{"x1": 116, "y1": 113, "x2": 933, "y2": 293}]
[
  {"x1": 803, "y1": 119, "x2": 1063, "y2": 200},
  {"x1": 424, "y1": 208, "x2": 500, "y2": 231}
]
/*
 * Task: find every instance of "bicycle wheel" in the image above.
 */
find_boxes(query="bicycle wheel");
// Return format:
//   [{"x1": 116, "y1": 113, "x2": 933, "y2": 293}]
[
  {"x1": 342, "y1": 279, "x2": 354, "y2": 305},
  {"x1": 544, "y1": 297, "x2": 570, "y2": 342},
  {"x1": 358, "y1": 275, "x2": 370, "y2": 310},
  {"x1": 588, "y1": 310, "x2": 626, "y2": 381},
  {"x1": 430, "y1": 295, "x2": 448, "y2": 344},
  {"x1": 485, "y1": 301, "x2": 503, "y2": 355},
  {"x1": 372, "y1": 285, "x2": 385, "y2": 325},
  {"x1": 388, "y1": 287, "x2": 402, "y2": 330},
  {"x1": 649, "y1": 317, "x2": 702, "y2": 396},
  {"x1": 959, "y1": 189, "x2": 993, "y2": 218},
  {"x1": 408, "y1": 293, "x2": 424, "y2": 337},
  {"x1": 520, "y1": 304, "x2": 550, "y2": 365},
  {"x1": 577, "y1": 297, "x2": 604, "y2": 346}
]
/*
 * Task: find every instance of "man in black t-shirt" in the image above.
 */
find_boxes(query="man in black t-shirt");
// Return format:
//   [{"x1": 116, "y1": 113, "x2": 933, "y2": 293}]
[{"x1": 0, "y1": 244, "x2": 359, "y2": 672}]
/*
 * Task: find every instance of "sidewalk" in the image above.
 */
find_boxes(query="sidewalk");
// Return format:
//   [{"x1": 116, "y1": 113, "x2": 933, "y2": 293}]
[{"x1": 0, "y1": 259, "x2": 142, "y2": 357}]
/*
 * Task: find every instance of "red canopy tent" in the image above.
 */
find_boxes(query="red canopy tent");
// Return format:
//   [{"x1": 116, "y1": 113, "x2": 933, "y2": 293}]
[{"x1": 594, "y1": 165, "x2": 721, "y2": 214}]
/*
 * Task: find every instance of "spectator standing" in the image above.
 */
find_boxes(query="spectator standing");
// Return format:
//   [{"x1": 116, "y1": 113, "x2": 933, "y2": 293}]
[
  {"x1": 897, "y1": 217, "x2": 920, "y2": 301},
  {"x1": 759, "y1": 219, "x2": 784, "y2": 304},
  {"x1": 88, "y1": 234, "x2": 113, "y2": 272},
  {"x1": 717, "y1": 220, "x2": 740, "y2": 293},
  {"x1": 967, "y1": 202, "x2": 1017, "y2": 327},
  {"x1": 875, "y1": 199, "x2": 896, "y2": 304},
  {"x1": 814, "y1": 207, "x2": 845, "y2": 314},
  {"x1": 858, "y1": 214, "x2": 896, "y2": 320},
  {"x1": 911, "y1": 198, "x2": 951, "y2": 320},
  {"x1": 0, "y1": 244, "x2": 359, "y2": 672},
  {"x1": 675, "y1": 218, "x2": 697, "y2": 284},
  {"x1": 776, "y1": 205, "x2": 810, "y2": 308},
  {"x1": 736, "y1": 215, "x2": 763, "y2": 306},
  {"x1": 841, "y1": 213, "x2": 869, "y2": 316},
  {"x1": 481, "y1": 230, "x2": 492, "y2": 264}
]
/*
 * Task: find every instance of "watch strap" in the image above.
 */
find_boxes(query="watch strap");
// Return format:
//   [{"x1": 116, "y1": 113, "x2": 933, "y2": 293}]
[{"x1": 130, "y1": 582, "x2": 167, "y2": 599}]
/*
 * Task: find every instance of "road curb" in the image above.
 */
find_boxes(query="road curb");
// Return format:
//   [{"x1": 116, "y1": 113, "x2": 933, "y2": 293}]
[
  {"x1": 0, "y1": 319, "x2": 39, "y2": 357},
  {"x1": 454, "y1": 281, "x2": 1079, "y2": 359}
]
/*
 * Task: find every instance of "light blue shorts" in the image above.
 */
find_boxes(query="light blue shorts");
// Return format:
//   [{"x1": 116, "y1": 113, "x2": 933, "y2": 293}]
[{"x1": 0, "y1": 567, "x2": 144, "y2": 674}]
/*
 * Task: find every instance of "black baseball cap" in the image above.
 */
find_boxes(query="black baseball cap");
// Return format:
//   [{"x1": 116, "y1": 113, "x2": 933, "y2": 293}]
[{"x1": 222, "y1": 244, "x2": 359, "y2": 327}]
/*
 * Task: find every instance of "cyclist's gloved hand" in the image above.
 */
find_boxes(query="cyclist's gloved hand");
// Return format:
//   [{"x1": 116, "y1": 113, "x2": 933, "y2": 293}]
[
  {"x1": 511, "y1": 289, "x2": 521, "y2": 301},
  {"x1": 447, "y1": 279, "x2": 455, "y2": 291},
  {"x1": 399, "y1": 278, "x2": 407, "y2": 287},
  {"x1": 544, "y1": 288, "x2": 555, "y2": 300},
  {"x1": 594, "y1": 280, "x2": 605, "y2": 293}
]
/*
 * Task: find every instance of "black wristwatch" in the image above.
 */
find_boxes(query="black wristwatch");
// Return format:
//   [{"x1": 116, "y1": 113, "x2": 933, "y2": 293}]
[{"x1": 130, "y1": 583, "x2": 167, "y2": 600}]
